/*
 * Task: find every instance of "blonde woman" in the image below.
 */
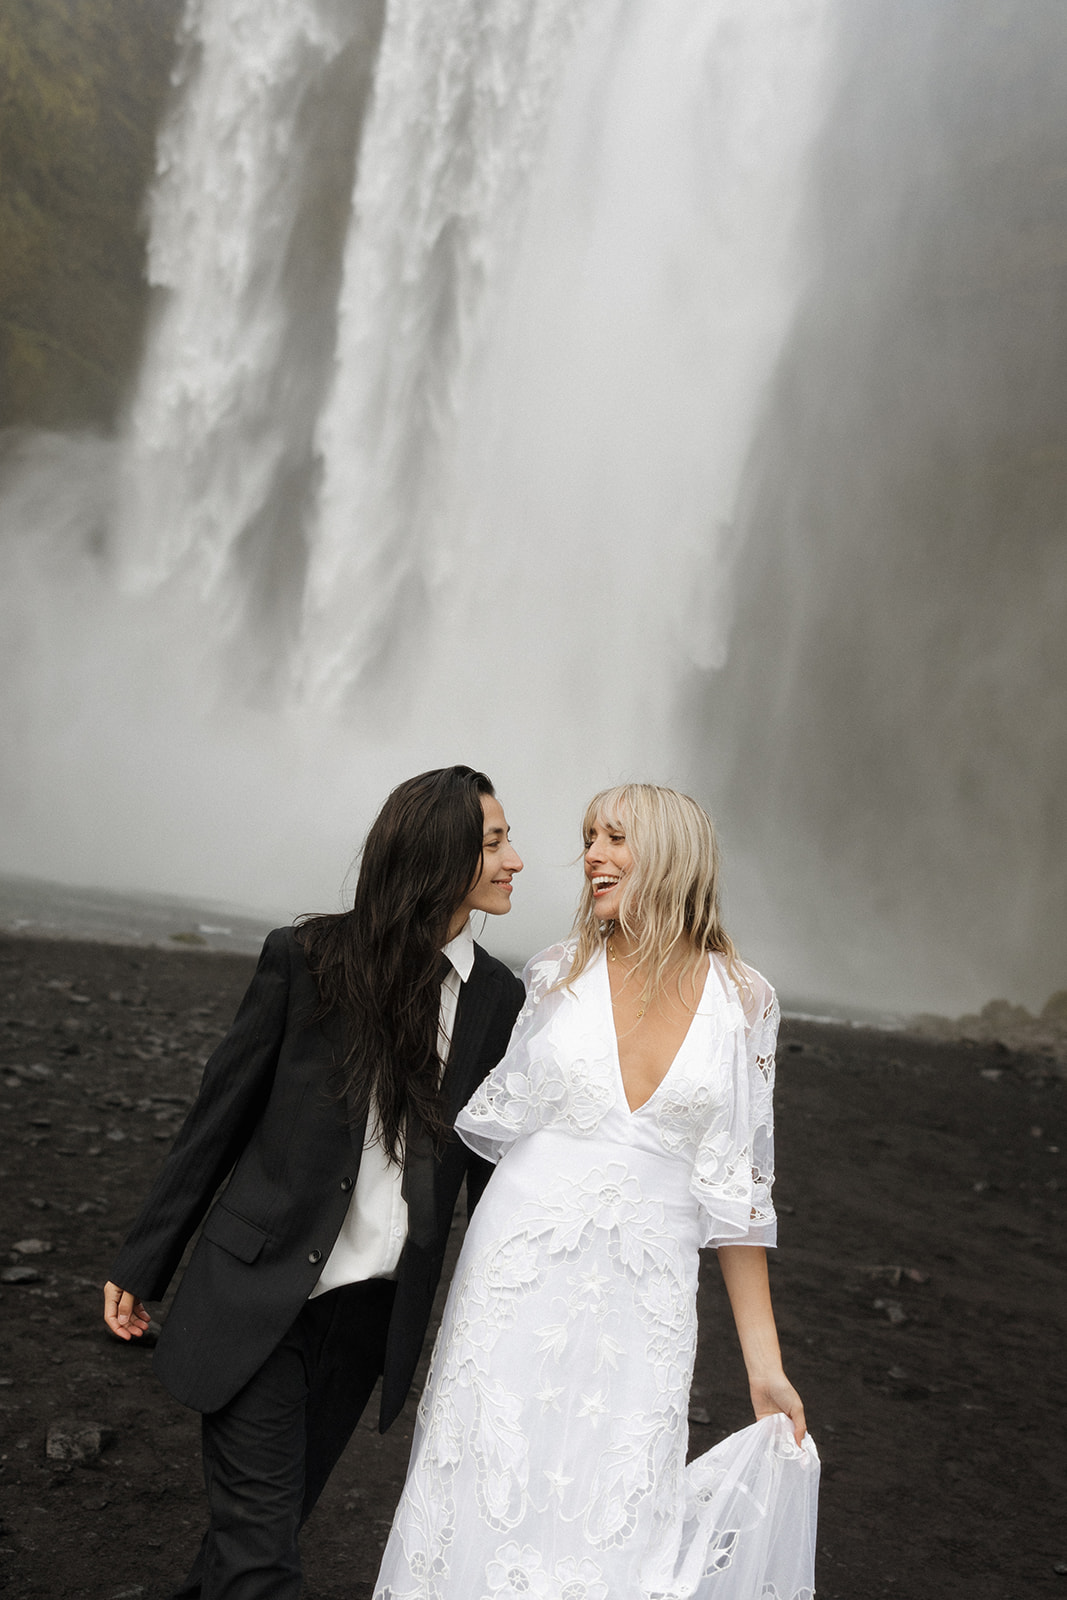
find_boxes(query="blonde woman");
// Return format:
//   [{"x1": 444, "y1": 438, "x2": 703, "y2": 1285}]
[{"x1": 374, "y1": 785, "x2": 819, "y2": 1600}]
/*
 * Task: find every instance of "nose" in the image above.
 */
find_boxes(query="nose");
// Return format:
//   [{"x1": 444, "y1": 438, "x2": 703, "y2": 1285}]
[{"x1": 503, "y1": 842, "x2": 523, "y2": 873}]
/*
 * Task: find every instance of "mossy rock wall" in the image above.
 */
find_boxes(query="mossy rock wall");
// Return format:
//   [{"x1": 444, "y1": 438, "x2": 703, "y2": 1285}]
[{"x1": 0, "y1": 0, "x2": 181, "y2": 429}]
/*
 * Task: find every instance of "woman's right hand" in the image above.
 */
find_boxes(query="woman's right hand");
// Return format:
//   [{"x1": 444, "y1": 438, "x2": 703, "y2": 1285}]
[{"x1": 103, "y1": 1280, "x2": 151, "y2": 1340}]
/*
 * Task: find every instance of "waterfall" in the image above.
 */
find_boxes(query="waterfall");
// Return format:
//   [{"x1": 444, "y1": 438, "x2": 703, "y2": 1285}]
[
  {"x1": 23, "y1": 1, "x2": 1067, "y2": 1019},
  {"x1": 0, "y1": 0, "x2": 837, "y2": 991},
  {"x1": 113, "y1": 0, "x2": 831, "y2": 719},
  {"x1": 300, "y1": 0, "x2": 830, "y2": 709},
  {"x1": 7, "y1": 0, "x2": 1066, "y2": 1016}
]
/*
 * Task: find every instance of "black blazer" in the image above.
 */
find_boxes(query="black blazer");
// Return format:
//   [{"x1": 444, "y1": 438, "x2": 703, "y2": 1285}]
[{"x1": 109, "y1": 926, "x2": 524, "y2": 1429}]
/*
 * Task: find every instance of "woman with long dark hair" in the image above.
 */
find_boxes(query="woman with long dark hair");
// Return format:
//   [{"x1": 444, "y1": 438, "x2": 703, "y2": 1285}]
[
  {"x1": 299, "y1": 763, "x2": 521, "y2": 1165},
  {"x1": 103, "y1": 765, "x2": 524, "y2": 1600},
  {"x1": 374, "y1": 783, "x2": 818, "y2": 1600}
]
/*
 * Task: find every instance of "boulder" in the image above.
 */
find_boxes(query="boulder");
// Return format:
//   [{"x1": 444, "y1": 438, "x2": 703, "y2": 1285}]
[{"x1": 45, "y1": 1420, "x2": 115, "y2": 1465}]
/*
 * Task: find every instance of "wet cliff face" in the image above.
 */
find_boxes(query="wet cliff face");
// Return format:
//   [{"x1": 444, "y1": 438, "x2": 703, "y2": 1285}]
[
  {"x1": 705, "y1": 0, "x2": 1067, "y2": 1014},
  {"x1": 0, "y1": 0, "x2": 182, "y2": 428}
]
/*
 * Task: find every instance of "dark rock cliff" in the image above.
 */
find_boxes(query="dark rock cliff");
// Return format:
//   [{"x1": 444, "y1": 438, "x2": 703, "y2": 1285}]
[{"x1": 0, "y1": 0, "x2": 181, "y2": 428}]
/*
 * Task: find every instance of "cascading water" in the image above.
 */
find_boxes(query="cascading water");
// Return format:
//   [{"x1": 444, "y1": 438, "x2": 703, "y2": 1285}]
[
  {"x1": 115, "y1": 0, "x2": 831, "y2": 719},
  {"x1": 0, "y1": 0, "x2": 835, "y2": 984},
  {"x1": 301, "y1": 0, "x2": 830, "y2": 712},
  {"x1": 4, "y1": 0, "x2": 1063, "y2": 1016}
]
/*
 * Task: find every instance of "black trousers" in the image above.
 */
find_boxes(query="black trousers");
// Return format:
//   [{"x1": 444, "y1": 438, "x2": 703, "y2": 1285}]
[{"x1": 170, "y1": 1278, "x2": 397, "y2": 1600}]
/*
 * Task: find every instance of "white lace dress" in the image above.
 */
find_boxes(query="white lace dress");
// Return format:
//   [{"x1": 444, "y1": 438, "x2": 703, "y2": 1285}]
[{"x1": 373, "y1": 943, "x2": 819, "y2": 1600}]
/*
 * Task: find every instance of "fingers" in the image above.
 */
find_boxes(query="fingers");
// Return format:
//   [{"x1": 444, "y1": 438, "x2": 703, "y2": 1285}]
[
  {"x1": 127, "y1": 1300, "x2": 152, "y2": 1334},
  {"x1": 776, "y1": 1386, "x2": 807, "y2": 1446},
  {"x1": 102, "y1": 1280, "x2": 125, "y2": 1336},
  {"x1": 103, "y1": 1281, "x2": 149, "y2": 1340},
  {"x1": 752, "y1": 1381, "x2": 807, "y2": 1446}
]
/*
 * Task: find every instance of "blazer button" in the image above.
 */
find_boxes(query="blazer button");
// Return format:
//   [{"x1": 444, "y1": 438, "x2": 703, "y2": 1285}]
[
  {"x1": 308, "y1": 1249, "x2": 322, "y2": 1264},
  {"x1": 339, "y1": 1176, "x2": 353, "y2": 1193}
]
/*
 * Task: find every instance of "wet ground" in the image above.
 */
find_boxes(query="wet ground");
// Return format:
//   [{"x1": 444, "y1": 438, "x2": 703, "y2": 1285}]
[{"x1": 0, "y1": 934, "x2": 1063, "y2": 1599}]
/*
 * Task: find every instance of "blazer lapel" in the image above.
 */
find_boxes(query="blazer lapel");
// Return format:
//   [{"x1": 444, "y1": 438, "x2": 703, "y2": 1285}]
[
  {"x1": 401, "y1": 1108, "x2": 436, "y2": 1250},
  {"x1": 401, "y1": 953, "x2": 500, "y2": 1249},
  {"x1": 441, "y1": 954, "x2": 497, "y2": 1118}
]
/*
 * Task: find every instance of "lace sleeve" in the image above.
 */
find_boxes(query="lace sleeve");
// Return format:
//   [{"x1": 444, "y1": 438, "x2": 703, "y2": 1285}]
[
  {"x1": 691, "y1": 963, "x2": 778, "y2": 1249},
  {"x1": 454, "y1": 942, "x2": 573, "y2": 1164}
]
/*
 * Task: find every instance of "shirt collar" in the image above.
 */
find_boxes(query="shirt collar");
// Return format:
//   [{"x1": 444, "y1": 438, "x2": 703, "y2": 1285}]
[{"x1": 441, "y1": 919, "x2": 476, "y2": 984}]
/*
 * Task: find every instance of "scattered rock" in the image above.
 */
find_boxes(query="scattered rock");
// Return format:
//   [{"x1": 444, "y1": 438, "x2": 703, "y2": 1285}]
[
  {"x1": 980, "y1": 999, "x2": 1032, "y2": 1030},
  {"x1": 910, "y1": 991, "x2": 1067, "y2": 1069},
  {"x1": 873, "y1": 1298, "x2": 908, "y2": 1325},
  {"x1": 688, "y1": 1405, "x2": 711, "y2": 1425},
  {"x1": 11, "y1": 1239, "x2": 53, "y2": 1255},
  {"x1": 1, "y1": 1266, "x2": 44, "y2": 1285},
  {"x1": 45, "y1": 1420, "x2": 115, "y2": 1465},
  {"x1": 860, "y1": 1265, "x2": 929, "y2": 1287}
]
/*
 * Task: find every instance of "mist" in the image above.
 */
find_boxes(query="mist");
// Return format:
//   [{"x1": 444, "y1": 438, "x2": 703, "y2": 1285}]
[{"x1": 1, "y1": 0, "x2": 1064, "y2": 1019}]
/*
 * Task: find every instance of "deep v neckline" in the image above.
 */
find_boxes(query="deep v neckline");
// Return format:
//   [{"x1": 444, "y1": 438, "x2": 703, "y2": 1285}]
[{"x1": 602, "y1": 949, "x2": 713, "y2": 1116}]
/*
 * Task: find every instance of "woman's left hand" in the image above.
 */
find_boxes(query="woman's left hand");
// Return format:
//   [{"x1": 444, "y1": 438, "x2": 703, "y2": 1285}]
[
  {"x1": 715, "y1": 1247, "x2": 808, "y2": 1447},
  {"x1": 750, "y1": 1374, "x2": 807, "y2": 1446}
]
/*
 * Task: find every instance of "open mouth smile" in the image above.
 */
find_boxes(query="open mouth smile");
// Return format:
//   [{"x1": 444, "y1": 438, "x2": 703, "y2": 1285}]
[{"x1": 590, "y1": 876, "x2": 620, "y2": 897}]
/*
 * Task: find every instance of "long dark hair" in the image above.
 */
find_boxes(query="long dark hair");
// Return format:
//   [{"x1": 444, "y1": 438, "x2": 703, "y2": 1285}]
[{"x1": 297, "y1": 766, "x2": 494, "y2": 1162}]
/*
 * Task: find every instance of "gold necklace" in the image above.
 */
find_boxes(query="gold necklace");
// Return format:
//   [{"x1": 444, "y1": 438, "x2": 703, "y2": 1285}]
[{"x1": 607, "y1": 940, "x2": 647, "y2": 1018}]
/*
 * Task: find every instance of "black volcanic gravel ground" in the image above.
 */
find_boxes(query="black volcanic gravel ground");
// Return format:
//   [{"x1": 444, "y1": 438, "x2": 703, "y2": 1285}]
[{"x1": 0, "y1": 934, "x2": 1064, "y2": 1599}]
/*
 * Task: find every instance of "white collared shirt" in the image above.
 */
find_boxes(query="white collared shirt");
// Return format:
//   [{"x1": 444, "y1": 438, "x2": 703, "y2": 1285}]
[{"x1": 309, "y1": 921, "x2": 476, "y2": 1296}]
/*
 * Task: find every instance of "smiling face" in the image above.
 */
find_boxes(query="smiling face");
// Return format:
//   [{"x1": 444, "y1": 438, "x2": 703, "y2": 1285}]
[
  {"x1": 450, "y1": 794, "x2": 523, "y2": 935},
  {"x1": 583, "y1": 810, "x2": 634, "y2": 924}
]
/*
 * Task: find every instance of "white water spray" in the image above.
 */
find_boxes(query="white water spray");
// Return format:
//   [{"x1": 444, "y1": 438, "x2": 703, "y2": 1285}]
[{"x1": 0, "y1": 0, "x2": 836, "y2": 985}]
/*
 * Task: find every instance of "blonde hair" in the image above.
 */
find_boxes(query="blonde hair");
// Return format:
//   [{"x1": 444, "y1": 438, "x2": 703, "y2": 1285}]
[{"x1": 566, "y1": 784, "x2": 742, "y2": 1002}]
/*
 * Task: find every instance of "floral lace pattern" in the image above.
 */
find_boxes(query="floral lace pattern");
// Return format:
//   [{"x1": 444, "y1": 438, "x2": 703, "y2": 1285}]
[
  {"x1": 374, "y1": 946, "x2": 817, "y2": 1600},
  {"x1": 458, "y1": 944, "x2": 617, "y2": 1161},
  {"x1": 460, "y1": 942, "x2": 777, "y2": 1250}
]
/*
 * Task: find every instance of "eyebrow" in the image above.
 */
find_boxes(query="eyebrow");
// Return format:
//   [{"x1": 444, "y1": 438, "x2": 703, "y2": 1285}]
[{"x1": 482, "y1": 826, "x2": 506, "y2": 841}]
